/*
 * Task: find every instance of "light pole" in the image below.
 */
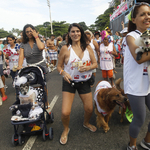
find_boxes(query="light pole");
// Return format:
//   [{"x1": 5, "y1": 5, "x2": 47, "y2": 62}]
[{"x1": 47, "y1": 0, "x2": 53, "y2": 34}]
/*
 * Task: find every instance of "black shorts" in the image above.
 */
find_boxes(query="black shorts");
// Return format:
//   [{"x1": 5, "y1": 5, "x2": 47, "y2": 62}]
[{"x1": 62, "y1": 79, "x2": 91, "y2": 94}]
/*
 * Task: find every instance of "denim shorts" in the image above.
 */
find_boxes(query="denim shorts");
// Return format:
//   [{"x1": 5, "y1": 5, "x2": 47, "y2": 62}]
[{"x1": 62, "y1": 79, "x2": 91, "y2": 94}]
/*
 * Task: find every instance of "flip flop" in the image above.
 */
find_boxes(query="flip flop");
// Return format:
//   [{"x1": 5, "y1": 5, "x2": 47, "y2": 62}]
[
  {"x1": 60, "y1": 128, "x2": 70, "y2": 145},
  {"x1": 83, "y1": 125, "x2": 97, "y2": 132}
]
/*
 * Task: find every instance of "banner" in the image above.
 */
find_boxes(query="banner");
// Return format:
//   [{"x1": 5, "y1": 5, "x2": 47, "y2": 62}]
[{"x1": 110, "y1": 2, "x2": 128, "y2": 21}]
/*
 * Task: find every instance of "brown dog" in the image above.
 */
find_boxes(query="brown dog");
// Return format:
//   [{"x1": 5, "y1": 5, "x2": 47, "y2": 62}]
[
  {"x1": 115, "y1": 78, "x2": 131, "y2": 123},
  {"x1": 94, "y1": 81, "x2": 127, "y2": 133}
]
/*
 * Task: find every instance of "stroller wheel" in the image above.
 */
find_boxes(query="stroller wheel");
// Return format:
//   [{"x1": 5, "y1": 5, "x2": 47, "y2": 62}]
[
  {"x1": 45, "y1": 112, "x2": 54, "y2": 124},
  {"x1": 18, "y1": 135, "x2": 25, "y2": 146},
  {"x1": 43, "y1": 127, "x2": 49, "y2": 141},
  {"x1": 12, "y1": 134, "x2": 18, "y2": 146},
  {"x1": 49, "y1": 127, "x2": 53, "y2": 140},
  {"x1": 49, "y1": 112, "x2": 54, "y2": 123}
]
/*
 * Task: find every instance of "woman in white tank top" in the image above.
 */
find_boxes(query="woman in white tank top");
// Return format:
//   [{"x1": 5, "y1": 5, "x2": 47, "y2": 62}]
[
  {"x1": 84, "y1": 30, "x2": 99, "y2": 83},
  {"x1": 57, "y1": 23, "x2": 97, "y2": 145},
  {"x1": 123, "y1": 3, "x2": 150, "y2": 150}
]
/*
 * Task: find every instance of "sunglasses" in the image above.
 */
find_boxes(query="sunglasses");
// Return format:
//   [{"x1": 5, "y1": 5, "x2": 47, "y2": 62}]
[{"x1": 131, "y1": 2, "x2": 149, "y2": 18}]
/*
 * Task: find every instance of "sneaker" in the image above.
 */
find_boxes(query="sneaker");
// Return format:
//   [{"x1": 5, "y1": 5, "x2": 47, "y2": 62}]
[
  {"x1": 140, "y1": 139, "x2": 150, "y2": 149},
  {"x1": 127, "y1": 143, "x2": 138, "y2": 150},
  {"x1": 2, "y1": 95, "x2": 7, "y2": 101}
]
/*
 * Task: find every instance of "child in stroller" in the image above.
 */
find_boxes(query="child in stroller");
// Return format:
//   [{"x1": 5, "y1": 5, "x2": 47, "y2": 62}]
[{"x1": 9, "y1": 66, "x2": 54, "y2": 146}]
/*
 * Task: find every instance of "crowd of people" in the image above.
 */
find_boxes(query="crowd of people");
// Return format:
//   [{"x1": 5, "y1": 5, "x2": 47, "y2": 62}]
[{"x1": 0, "y1": 2, "x2": 150, "y2": 150}]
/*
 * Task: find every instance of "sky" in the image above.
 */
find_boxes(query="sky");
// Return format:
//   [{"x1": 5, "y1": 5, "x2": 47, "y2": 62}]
[{"x1": 1, "y1": 0, "x2": 111, "y2": 32}]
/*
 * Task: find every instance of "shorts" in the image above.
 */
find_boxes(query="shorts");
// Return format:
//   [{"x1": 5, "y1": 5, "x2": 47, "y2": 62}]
[
  {"x1": 48, "y1": 50, "x2": 57, "y2": 60},
  {"x1": 62, "y1": 79, "x2": 91, "y2": 94},
  {"x1": 102, "y1": 69, "x2": 113, "y2": 78}
]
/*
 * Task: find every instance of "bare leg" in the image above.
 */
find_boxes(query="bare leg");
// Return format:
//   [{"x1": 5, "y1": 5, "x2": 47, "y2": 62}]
[
  {"x1": 80, "y1": 92, "x2": 97, "y2": 132},
  {"x1": 129, "y1": 136, "x2": 137, "y2": 147},
  {"x1": 60, "y1": 92, "x2": 75, "y2": 144},
  {"x1": 1, "y1": 75, "x2": 5, "y2": 85},
  {"x1": 144, "y1": 131, "x2": 150, "y2": 143},
  {"x1": 109, "y1": 77, "x2": 115, "y2": 87},
  {"x1": 0, "y1": 87, "x2": 6, "y2": 97}
]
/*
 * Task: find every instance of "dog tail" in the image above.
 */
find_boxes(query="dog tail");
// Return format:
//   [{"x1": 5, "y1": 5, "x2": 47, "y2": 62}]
[{"x1": 115, "y1": 78, "x2": 123, "y2": 90}]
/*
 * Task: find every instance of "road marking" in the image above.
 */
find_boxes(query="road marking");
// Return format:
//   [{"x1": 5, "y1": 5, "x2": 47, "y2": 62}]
[
  {"x1": 22, "y1": 95, "x2": 59, "y2": 150},
  {"x1": 47, "y1": 95, "x2": 59, "y2": 113}
]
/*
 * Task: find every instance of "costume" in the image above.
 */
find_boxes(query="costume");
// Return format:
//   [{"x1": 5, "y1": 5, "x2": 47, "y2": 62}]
[{"x1": 94, "y1": 81, "x2": 112, "y2": 116}]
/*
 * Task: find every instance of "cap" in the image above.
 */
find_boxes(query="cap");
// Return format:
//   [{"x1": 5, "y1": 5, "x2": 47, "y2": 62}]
[{"x1": 120, "y1": 27, "x2": 128, "y2": 34}]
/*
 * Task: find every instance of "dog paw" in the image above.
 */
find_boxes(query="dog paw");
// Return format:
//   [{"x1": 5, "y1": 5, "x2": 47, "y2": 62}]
[{"x1": 104, "y1": 127, "x2": 110, "y2": 133}]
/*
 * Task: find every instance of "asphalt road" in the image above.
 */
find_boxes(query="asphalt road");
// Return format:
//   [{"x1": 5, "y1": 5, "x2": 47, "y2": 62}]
[{"x1": 0, "y1": 65, "x2": 149, "y2": 150}]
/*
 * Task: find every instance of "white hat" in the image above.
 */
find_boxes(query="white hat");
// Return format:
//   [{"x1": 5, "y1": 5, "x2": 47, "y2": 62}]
[
  {"x1": 15, "y1": 76, "x2": 27, "y2": 86},
  {"x1": 84, "y1": 29, "x2": 93, "y2": 38},
  {"x1": 120, "y1": 27, "x2": 128, "y2": 34}
]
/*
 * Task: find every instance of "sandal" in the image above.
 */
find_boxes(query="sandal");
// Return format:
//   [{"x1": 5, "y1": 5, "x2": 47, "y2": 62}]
[
  {"x1": 2, "y1": 96, "x2": 7, "y2": 101},
  {"x1": 60, "y1": 128, "x2": 70, "y2": 145},
  {"x1": 83, "y1": 124, "x2": 97, "y2": 132}
]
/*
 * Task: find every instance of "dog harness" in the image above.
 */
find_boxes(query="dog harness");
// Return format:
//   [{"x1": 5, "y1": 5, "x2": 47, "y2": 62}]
[{"x1": 94, "y1": 81, "x2": 112, "y2": 116}]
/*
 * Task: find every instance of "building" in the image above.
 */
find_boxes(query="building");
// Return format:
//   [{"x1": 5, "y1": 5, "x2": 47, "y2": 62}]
[{"x1": 108, "y1": 0, "x2": 115, "y2": 7}]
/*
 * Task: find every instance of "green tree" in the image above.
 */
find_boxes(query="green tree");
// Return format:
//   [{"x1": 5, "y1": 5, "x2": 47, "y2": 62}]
[
  {"x1": 10, "y1": 28, "x2": 21, "y2": 36},
  {"x1": 78, "y1": 22, "x2": 88, "y2": 31},
  {"x1": 0, "y1": 29, "x2": 9, "y2": 38},
  {"x1": 114, "y1": 0, "x2": 120, "y2": 7},
  {"x1": 95, "y1": 7, "x2": 114, "y2": 31}
]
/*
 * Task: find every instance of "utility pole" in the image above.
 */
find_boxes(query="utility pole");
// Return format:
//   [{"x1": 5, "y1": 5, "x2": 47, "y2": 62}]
[{"x1": 47, "y1": 0, "x2": 53, "y2": 34}]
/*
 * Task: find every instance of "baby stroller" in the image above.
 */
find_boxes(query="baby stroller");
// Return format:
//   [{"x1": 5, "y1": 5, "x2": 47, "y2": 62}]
[{"x1": 9, "y1": 66, "x2": 54, "y2": 146}]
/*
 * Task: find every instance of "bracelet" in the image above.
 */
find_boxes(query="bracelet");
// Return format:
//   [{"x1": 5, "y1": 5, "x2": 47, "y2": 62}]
[
  {"x1": 18, "y1": 65, "x2": 22, "y2": 68},
  {"x1": 59, "y1": 69, "x2": 64, "y2": 75},
  {"x1": 35, "y1": 36, "x2": 39, "y2": 39}
]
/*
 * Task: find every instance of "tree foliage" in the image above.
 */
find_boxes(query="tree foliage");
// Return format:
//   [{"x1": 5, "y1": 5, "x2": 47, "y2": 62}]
[
  {"x1": 0, "y1": 29, "x2": 9, "y2": 38},
  {"x1": 9, "y1": 28, "x2": 22, "y2": 36},
  {"x1": 78, "y1": 22, "x2": 88, "y2": 31},
  {"x1": 35, "y1": 21, "x2": 69, "y2": 37},
  {"x1": 94, "y1": 7, "x2": 114, "y2": 31}
]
